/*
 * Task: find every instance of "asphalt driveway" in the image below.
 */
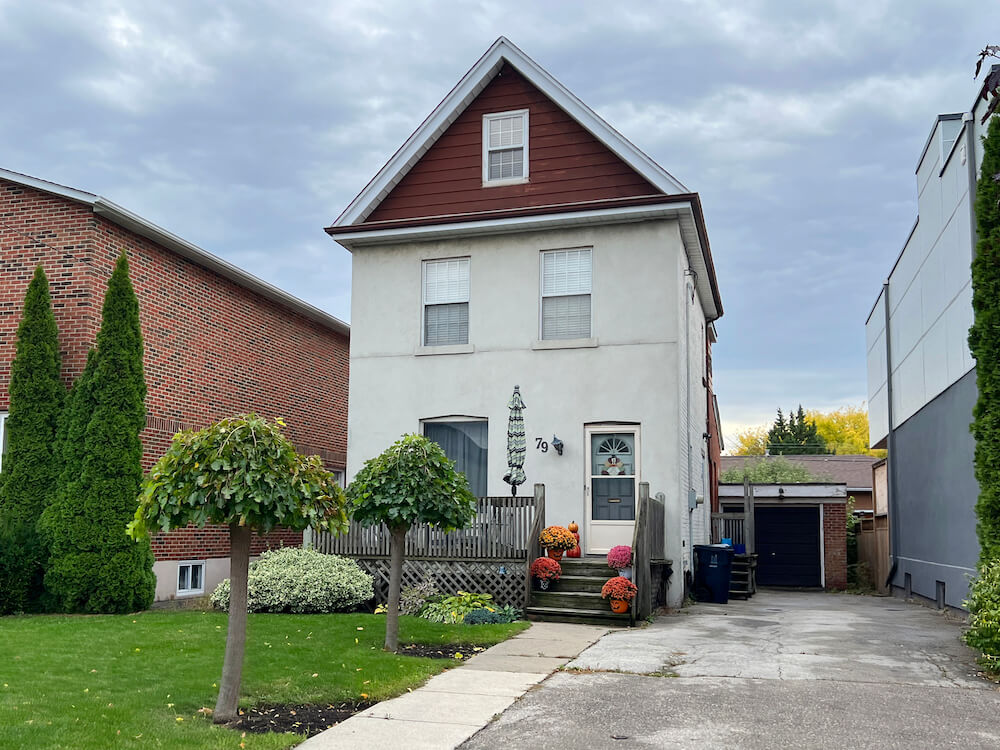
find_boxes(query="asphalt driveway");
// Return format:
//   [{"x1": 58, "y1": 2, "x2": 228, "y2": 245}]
[{"x1": 462, "y1": 590, "x2": 1000, "y2": 749}]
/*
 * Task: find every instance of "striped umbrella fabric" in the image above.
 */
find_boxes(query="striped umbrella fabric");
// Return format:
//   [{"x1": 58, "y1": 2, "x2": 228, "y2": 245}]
[{"x1": 503, "y1": 385, "x2": 527, "y2": 496}]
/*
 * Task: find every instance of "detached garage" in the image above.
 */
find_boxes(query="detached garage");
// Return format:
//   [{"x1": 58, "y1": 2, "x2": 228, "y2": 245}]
[{"x1": 718, "y1": 483, "x2": 848, "y2": 590}]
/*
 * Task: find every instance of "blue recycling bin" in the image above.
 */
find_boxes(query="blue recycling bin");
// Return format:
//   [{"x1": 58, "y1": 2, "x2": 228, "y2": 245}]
[{"x1": 694, "y1": 544, "x2": 734, "y2": 604}]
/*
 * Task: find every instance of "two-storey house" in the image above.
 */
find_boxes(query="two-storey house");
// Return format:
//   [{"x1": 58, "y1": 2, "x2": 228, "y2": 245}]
[{"x1": 327, "y1": 38, "x2": 722, "y2": 607}]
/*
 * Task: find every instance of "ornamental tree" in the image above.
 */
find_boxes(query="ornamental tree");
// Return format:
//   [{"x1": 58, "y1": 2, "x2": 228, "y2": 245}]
[
  {"x1": 0, "y1": 266, "x2": 64, "y2": 613},
  {"x1": 969, "y1": 114, "x2": 1000, "y2": 563},
  {"x1": 346, "y1": 434, "x2": 476, "y2": 652},
  {"x1": 43, "y1": 254, "x2": 156, "y2": 614},
  {"x1": 128, "y1": 414, "x2": 349, "y2": 723}
]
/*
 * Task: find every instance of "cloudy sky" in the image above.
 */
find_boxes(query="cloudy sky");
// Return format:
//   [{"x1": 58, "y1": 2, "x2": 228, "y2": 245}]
[{"x1": 1, "y1": 0, "x2": 987, "y2": 446}]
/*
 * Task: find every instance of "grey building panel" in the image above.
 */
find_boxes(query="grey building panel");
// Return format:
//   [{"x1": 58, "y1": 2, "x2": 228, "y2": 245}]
[{"x1": 892, "y1": 369, "x2": 979, "y2": 608}]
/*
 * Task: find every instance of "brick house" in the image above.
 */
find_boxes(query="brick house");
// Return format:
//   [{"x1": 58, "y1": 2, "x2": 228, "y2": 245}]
[{"x1": 0, "y1": 168, "x2": 349, "y2": 602}]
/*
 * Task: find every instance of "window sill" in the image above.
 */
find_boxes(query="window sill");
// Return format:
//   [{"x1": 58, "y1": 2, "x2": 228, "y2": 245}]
[
  {"x1": 532, "y1": 337, "x2": 598, "y2": 350},
  {"x1": 175, "y1": 590, "x2": 205, "y2": 597},
  {"x1": 415, "y1": 343, "x2": 475, "y2": 356},
  {"x1": 482, "y1": 177, "x2": 529, "y2": 188}
]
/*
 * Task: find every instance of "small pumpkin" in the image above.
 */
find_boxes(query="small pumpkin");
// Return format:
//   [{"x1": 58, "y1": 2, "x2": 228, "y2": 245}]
[{"x1": 568, "y1": 520, "x2": 579, "y2": 533}]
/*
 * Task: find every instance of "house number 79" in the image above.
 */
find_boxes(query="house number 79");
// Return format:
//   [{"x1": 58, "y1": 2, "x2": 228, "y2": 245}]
[{"x1": 535, "y1": 437, "x2": 548, "y2": 453}]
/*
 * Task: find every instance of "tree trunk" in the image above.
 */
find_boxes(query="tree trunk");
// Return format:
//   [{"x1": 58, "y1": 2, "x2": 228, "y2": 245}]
[
  {"x1": 384, "y1": 524, "x2": 408, "y2": 652},
  {"x1": 214, "y1": 521, "x2": 251, "y2": 723}
]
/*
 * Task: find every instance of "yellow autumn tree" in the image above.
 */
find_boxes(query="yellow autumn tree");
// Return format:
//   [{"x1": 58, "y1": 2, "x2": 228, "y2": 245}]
[
  {"x1": 805, "y1": 405, "x2": 885, "y2": 457},
  {"x1": 729, "y1": 425, "x2": 768, "y2": 455},
  {"x1": 728, "y1": 405, "x2": 885, "y2": 457}
]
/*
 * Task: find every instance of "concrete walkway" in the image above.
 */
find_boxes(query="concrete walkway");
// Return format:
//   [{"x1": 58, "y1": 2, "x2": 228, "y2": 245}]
[
  {"x1": 463, "y1": 591, "x2": 1000, "y2": 749},
  {"x1": 298, "y1": 621, "x2": 611, "y2": 750}
]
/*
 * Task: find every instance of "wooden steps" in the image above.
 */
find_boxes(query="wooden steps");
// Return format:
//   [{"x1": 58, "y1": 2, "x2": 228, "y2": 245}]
[
  {"x1": 729, "y1": 553, "x2": 758, "y2": 599},
  {"x1": 525, "y1": 558, "x2": 631, "y2": 626}
]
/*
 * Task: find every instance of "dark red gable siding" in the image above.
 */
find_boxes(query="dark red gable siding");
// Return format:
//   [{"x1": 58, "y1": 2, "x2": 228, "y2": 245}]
[{"x1": 365, "y1": 64, "x2": 662, "y2": 223}]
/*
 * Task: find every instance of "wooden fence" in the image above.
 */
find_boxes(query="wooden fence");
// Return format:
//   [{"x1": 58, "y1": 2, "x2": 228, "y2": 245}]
[
  {"x1": 856, "y1": 515, "x2": 889, "y2": 594},
  {"x1": 314, "y1": 486, "x2": 544, "y2": 607}
]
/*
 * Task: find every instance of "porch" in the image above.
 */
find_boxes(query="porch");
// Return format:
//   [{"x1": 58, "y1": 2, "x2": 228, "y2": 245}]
[{"x1": 314, "y1": 483, "x2": 670, "y2": 621}]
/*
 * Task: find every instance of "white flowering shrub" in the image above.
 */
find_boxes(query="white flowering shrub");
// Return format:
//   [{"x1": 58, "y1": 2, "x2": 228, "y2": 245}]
[{"x1": 210, "y1": 547, "x2": 374, "y2": 613}]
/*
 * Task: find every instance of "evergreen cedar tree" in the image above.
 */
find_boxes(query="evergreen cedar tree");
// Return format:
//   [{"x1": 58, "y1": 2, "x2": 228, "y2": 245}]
[
  {"x1": 43, "y1": 254, "x2": 156, "y2": 613},
  {"x1": 969, "y1": 114, "x2": 1000, "y2": 563},
  {"x1": 129, "y1": 413, "x2": 349, "y2": 723},
  {"x1": 765, "y1": 406, "x2": 830, "y2": 455},
  {"x1": 0, "y1": 267, "x2": 64, "y2": 614},
  {"x1": 346, "y1": 433, "x2": 477, "y2": 652}
]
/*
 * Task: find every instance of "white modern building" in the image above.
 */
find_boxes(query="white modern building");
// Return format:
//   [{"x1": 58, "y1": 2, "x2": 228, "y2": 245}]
[
  {"x1": 864, "y1": 73, "x2": 994, "y2": 608},
  {"x1": 327, "y1": 38, "x2": 723, "y2": 607}
]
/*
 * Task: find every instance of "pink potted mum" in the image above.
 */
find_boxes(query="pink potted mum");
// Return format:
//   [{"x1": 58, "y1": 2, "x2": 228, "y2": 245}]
[{"x1": 607, "y1": 545, "x2": 633, "y2": 579}]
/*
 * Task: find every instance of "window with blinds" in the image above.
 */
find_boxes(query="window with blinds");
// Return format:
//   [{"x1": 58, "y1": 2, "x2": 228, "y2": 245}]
[
  {"x1": 423, "y1": 258, "x2": 470, "y2": 346},
  {"x1": 541, "y1": 248, "x2": 592, "y2": 339},
  {"x1": 483, "y1": 110, "x2": 528, "y2": 184}
]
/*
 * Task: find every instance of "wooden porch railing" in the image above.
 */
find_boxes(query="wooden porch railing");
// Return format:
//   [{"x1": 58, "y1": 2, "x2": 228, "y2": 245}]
[
  {"x1": 631, "y1": 483, "x2": 665, "y2": 621},
  {"x1": 525, "y1": 483, "x2": 545, "y2": 606},
  {"x1": 711, "y1": 513, "x2": 747, "y2": 547},
  {"x1": 315, "y1": 492, "x2": 539, "y2": 560},
  {"x1": 313, "y1": 485, "x2": 545, "y2": 608}
]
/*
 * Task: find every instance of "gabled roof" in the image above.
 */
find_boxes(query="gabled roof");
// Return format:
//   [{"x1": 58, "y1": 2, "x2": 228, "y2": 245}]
[
  {"x1": 327, "y1": 37, "x2": 723, "y2": 320},
  {"x1": 720, "y1": 455, "x2": 880, "y2": 490},
  {"x1": 332, "y1": 37, "x2": 687, "y2": 229},
  {"x1": 0, "y1": 167, "x2": 349, "y2": 336}
]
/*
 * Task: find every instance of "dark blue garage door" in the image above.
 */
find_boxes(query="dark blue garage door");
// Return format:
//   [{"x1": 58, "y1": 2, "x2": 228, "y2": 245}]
[{"x1": 754, "y1": 506, "x2": 821, "y2": 587}]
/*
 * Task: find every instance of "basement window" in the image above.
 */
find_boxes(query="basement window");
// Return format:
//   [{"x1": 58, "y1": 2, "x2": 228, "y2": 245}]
[
  {"x1": 483, "y1": 110, "x2": 528, "y2": 185},
  {"x1": 177, "y1": 561, "x2": 205, "y2": 595}
]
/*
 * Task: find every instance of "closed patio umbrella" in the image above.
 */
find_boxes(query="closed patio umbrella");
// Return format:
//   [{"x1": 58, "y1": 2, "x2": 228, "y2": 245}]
[{"x1": 503, "y1": 385, "x2": 527, "y2": 496}]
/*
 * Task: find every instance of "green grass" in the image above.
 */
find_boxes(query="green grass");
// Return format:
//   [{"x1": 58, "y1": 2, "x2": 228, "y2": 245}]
[{"x1": 0, "y1": 611, "x2": 529, "y2": 749}]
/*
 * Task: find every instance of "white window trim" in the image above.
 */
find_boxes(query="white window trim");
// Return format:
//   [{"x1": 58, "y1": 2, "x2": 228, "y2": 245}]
[
  {"x1": 421, "y1": 257, "x2": 471, "y2": 347},
  {"x1": 539, "y1": 246, "x2": 594, "y2": 341},
  {"x1": 482, "y1": 109, "x2": 529, "y2": 187},
  {"x1": 176, "y1": 560, "x2": 206, "y2": 596}
]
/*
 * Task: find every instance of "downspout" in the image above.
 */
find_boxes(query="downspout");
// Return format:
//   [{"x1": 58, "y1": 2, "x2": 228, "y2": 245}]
[
  {"x1": 684, "y1": 272, "x2": 695, "y2": 576},
  {"x1": 964, "y1": 112, "x2": 979, "y2": 261},
  {"x1": 883, "y1": 281, "x2": 899, "y2": 589}
]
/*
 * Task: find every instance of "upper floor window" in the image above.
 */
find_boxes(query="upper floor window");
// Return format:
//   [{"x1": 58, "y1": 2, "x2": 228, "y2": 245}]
[
  {"x1": 483, "y1": 110, "x2": 528, "y2": 185},
  {"x1": 423, "y1": 258, "x2": 470, "y2": 346},
  {"x1": 541, "y1": 248, "x2": 592, "y2": 340}
]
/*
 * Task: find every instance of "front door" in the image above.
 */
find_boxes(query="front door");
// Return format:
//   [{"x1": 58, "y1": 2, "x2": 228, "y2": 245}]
[{"x1": 585, "y1": 427, "x2": 638, "y2": 554}]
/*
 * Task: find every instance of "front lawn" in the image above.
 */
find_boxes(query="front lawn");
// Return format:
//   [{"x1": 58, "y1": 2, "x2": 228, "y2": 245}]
[{"x1": 0, "y1": 611, "x2": 528, "y2": 749}]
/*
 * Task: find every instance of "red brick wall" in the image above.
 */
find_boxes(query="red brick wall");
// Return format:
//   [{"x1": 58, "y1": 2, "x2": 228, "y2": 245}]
[
  {"x1": 823, "y1": 503, "x2": 847, "y2": 590},
  {"x1": 0, "y1": 179, "x2": 349, "y2": 562}
]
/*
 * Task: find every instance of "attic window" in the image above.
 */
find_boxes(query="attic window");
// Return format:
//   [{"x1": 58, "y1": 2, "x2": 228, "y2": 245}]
[{"x1": 483, "y1": 110, "x2": 528, "y2": 185}]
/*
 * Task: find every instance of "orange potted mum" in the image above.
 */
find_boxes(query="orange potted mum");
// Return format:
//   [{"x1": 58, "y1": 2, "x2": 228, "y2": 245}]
[
  {"x1": 538, "y1": 526, "x2": 576, "y2": 560},
  {"x1": 601, "y1": 576, "x2": 638, "y2": 614}
]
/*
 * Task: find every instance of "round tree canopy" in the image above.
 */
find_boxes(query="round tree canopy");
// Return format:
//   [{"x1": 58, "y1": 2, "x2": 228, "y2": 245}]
[{"x1": 128, "y1": 414, "x2": 348, "y2": 538}]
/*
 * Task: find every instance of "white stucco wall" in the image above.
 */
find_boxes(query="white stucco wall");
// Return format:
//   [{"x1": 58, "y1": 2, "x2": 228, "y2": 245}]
[
  {"x1": 866, "y1": 103, "x2": 989, "y2": 445},
  {"x1": 347, "y1": 219, "x2": 707, "y2": 606}
]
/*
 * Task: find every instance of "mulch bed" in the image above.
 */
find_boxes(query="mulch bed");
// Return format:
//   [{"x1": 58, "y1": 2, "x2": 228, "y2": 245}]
[
  {"x1": 227, "y1": 643, "x2": 485, "y2": 736},
  {"x1": 398, "y1": 642, "x2": 485, "y2": 659},
  {"x1": 227, "y1": 701, "x2": 376, "y2": 737}
]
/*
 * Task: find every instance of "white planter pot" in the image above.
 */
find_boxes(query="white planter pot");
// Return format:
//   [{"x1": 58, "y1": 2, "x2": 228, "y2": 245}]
[{"x1": 618, "y1": 567, "x2": 632, "y2": 580}]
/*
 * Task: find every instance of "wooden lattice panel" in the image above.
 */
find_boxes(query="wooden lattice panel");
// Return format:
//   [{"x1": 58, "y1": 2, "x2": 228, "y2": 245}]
[{"x1": 355, "y1": 559, "x2": 528, "y2": 608}]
